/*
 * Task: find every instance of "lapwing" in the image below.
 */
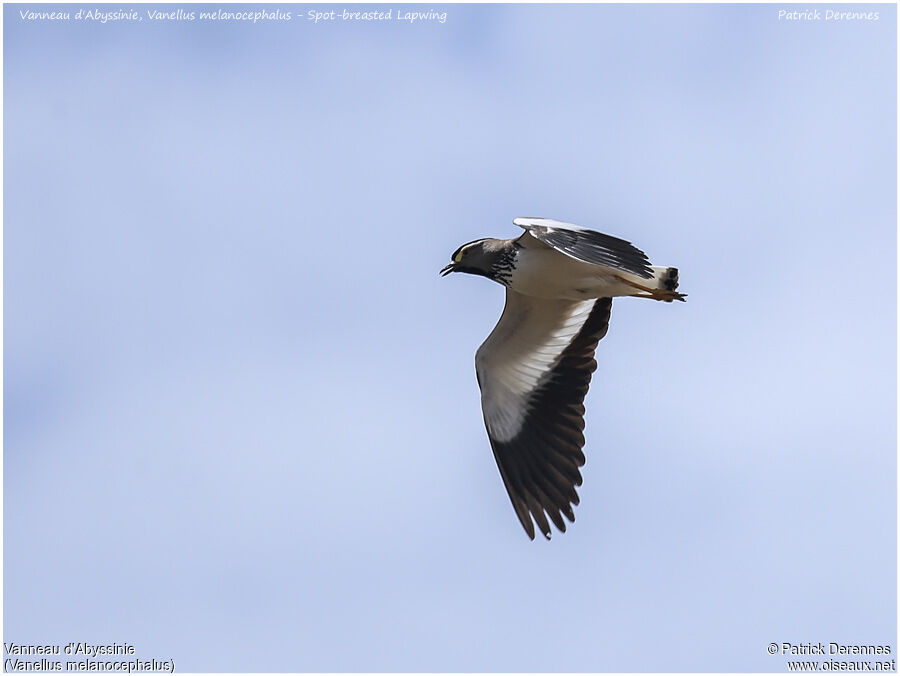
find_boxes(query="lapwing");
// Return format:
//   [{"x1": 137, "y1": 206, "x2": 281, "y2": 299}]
[{"x1": 441, "y1": 217, "x2": 685, "y2": 540}]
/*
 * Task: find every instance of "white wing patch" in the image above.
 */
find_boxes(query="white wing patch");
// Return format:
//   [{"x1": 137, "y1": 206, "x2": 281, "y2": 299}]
[
  {"x1": 513, "y1": 216, "x2": 588, "y2": 232},
  {"x1": 476, "y1": 292, "x2": 595, "y2": 442}
]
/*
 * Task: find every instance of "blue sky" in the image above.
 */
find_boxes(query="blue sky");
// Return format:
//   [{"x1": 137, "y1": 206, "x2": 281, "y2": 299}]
[{"x1": 4, "y1": 3, "x2": 896, "y2": 671}]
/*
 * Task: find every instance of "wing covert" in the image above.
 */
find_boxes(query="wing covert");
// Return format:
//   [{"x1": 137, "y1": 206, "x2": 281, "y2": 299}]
[{"x1": 514, "y1": 217, "x2": 654, "y2": 279}]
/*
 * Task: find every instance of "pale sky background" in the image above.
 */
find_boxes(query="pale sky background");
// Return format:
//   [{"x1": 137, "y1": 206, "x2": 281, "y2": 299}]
[{"x1": 4, "y1": 3, "x2": 896, "y2": 672}]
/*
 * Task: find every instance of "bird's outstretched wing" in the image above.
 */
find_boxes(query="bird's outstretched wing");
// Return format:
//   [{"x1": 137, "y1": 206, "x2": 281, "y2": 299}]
[
  {"x1": 514, "y1": 217, "x2": 654, "y2": 279},
  {"x1": 475, "y1": 290, "x2": 613, "y2": 540}
]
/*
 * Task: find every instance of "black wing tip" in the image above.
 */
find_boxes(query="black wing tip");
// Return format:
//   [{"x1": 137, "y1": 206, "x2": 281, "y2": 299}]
[
  {"x1": 521, "y1": 506, "x2": 577, "y2": 541},
  {"x1": 534, "y1": 513, "x2": 553, "y2": 541}
]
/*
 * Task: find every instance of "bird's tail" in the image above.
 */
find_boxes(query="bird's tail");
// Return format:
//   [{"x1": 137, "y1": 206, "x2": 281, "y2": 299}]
[{"x1": 650, "y1": 266, "x2": 686, "y2": 302}]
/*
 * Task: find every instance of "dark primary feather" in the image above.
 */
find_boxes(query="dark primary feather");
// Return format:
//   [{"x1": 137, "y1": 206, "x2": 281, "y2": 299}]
[
  {"x1": 518, "y1": 220, "x2": 654, "y2": 279},
  {"x1": 487, "y1": 298, "x2": 613, "y2": 540}
]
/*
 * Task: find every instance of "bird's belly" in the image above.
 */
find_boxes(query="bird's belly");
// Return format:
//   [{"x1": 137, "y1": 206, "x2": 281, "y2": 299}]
[{"x1": 509, "y1": 253, "x2": 631, "y2": 300}]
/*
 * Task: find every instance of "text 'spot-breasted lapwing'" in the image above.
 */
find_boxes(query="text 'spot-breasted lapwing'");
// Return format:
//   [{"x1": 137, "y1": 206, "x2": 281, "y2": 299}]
[{"x1": 441, "y1": 217, "x2": 685, "y2": 540}]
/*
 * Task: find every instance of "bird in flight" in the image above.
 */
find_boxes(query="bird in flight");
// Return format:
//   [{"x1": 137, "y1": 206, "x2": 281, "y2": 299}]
[{"x1": 441, "y1": 217, "x2": 685, "y2": 540}]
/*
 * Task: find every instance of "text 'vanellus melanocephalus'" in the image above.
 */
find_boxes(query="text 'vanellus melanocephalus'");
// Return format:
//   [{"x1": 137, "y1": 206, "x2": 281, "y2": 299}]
[{"x1": 441, "y1": 217, "x2": 686, "y2": 540}]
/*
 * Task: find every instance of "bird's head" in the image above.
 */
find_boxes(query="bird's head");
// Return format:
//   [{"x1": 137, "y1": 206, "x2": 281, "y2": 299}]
[{"x1": 440, "y1": 238, "x2": 505, "y2": 279}]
